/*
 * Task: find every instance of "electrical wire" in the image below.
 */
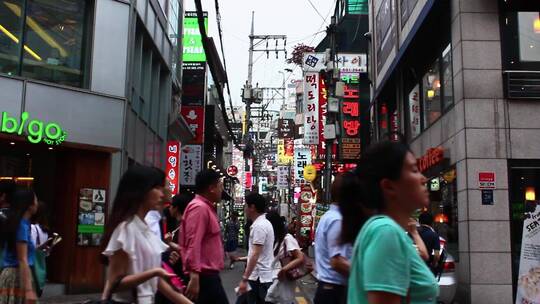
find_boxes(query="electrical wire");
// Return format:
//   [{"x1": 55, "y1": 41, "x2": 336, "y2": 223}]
[
  {"x1": 306, "y1": 0, "x2": 328, "y2": 22},
  {"x1": 214, "y1": 0, "x2": 237, "y2": 124}
]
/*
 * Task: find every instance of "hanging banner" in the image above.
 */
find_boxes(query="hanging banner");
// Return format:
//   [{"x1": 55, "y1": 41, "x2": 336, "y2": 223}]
[
  {"x1": 303, "y1": 72, "x2": 320, "y2": 145},
  {"x1": 318, "y1": 75, "x2": 327, "y2": 159},
  {"x1": 516, "y1": 204, "x2": 540, "y2": 304},
  {"x1": 277, "y1": 166, "x2": 289, "y2": 189},
  {"x1": 339, "y1": 79, "x2": 361, "y2": 160},
  {"x1": 294, "y1": 148, "x2": 311, "y2": 184},
  {"x1": 165, "y1": 141, "x2": 181, "y2": 195},
  {"x1": 409, "y1": 84, "x2": 420, "y2": 138},
  {"x1": 181, "y1": 106, "x2": 205, "y2": 144},
  {"x1": 180, "y1": 145, "x2": 202, "y2": 186}
]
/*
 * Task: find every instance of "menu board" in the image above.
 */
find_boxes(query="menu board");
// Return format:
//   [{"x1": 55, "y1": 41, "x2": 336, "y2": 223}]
[
  {"x1": 77, "y1": 188, "x2": 106, "y2": 246},
  {"x1": 516, "y1": 203, "x2": 540, "y2": 304}
]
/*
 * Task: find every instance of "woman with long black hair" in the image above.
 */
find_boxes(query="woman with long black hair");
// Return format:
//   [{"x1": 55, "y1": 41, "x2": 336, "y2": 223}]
[
  {"x1": 344, "y1": 140, "x2": 439, "y2": 304},
  {"x1": 264, "y1": 211, "x2": 304, "y2": 304},
  {"x1": 101, "y1": 165, "x2": 191, "y2": 304},
  {"x1": 0, "y1": 188, "x2": 39, "y2": 304}
]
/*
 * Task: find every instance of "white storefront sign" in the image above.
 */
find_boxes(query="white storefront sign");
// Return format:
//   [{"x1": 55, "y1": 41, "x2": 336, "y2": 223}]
[
  {"x1": 180, "y1": 145, "x2": 202, "y2": 186},
  {"x1": 303, "y1": 72, "x2": 319, "y2": 145}
]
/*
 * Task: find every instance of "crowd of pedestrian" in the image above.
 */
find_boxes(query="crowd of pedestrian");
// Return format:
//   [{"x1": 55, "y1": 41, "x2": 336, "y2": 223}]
[{"x1": 0, "y1": 139, "x2": 446, "y2": 304}]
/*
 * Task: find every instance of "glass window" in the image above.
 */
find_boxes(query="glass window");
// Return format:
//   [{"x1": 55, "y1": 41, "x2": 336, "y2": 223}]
[
  {"x1": 0, "y1": 0, "x2": 24, "y2": 75},
  {"x1": 518, "y1": 12, "x2": 540, "y2": 62},
  {"x1": 426, "y1": 168, "x2": 458, "y2": 260},
  {"x1": 441, "y1": 44, "x2": 454, "y2": 112},
  {"x1": 422, "y1": 59, "x2": 441, "y2": 127},
  {"x1": 0, "y1": 0, "x2": 90, "y2": 87}
]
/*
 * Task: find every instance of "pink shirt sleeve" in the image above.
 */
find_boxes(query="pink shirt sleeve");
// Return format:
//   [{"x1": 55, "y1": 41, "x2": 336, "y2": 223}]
[{"x1": 181, "y1": 204, "x2": 207, "y2": 273}]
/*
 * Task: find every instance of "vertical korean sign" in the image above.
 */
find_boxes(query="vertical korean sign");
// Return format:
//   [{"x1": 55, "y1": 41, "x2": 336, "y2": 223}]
[
  {"x1": 180, "y1": 145, "x2": 202, "y2": 186},
  {"x1": 339, "y1": 76, "x2": 361, "y2": 160},
  {"x1": 409, "y1": 84, "x2": 420, "y2": 138},
  {"x1": 294, "y1": 148, "x2": 311, "y2": 184},
  {"x1": 166, "y1": 141, "x2": 181, "y2": 195},
  {"x1": 318, "y1": 76, "x2": 327, "y2": 159},
  {"x1": 277, "y1": 166, "x2": 289, "y2": 189},
  {"x1": 303, "y1": 73, "x2": 319, "y2": 145}
]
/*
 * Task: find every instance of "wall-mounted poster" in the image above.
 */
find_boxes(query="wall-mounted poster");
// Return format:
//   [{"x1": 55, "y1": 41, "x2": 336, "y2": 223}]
[{"x1": 77, "y1": 188, "x2": 106, "y2": 246}]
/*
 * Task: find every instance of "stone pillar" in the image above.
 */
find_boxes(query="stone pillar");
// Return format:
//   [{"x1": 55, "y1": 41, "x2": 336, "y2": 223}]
[{"x1": 451, "y1": 0, "x2": 513, "y2": 303}]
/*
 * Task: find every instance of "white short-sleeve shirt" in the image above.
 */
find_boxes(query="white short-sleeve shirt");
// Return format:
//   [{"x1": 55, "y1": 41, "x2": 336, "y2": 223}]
[
  {"x1": 103, "y1": 215, "x2": 169, "y2": 304},
  {"x1": 248, "y1": 214, "x2": 275, "y2": 283}
]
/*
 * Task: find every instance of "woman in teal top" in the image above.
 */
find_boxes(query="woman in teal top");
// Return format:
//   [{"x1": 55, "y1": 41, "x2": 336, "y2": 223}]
[{"x1": 339, "y1": 140, "x2": 439, "y2": 304}]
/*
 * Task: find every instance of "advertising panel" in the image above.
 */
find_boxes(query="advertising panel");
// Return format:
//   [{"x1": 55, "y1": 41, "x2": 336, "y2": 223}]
[
  {"x1": 516, "y1": 204, "x2": 540, "y2": 304},
  {"x1": 182, "y1": 11, "x2": 208, "y2": 62},
  {"x1": 278, "y1": 119, "x2": 294, "y2": 139},
  {"x1": 277, "y1": 138, "x2": 294, "y2": 165},
  {"x1": 77, "y1": 188, "x2": 106, "y2": 246},
  {"x1": 180, "y1": 145, "x2": 202, "y2": 186},
  {"x1": 298, "y1": 185, "x2": 315, "y2": 248}
]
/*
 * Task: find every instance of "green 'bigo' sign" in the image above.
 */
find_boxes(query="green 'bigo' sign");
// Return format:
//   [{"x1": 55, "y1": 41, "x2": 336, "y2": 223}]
[{"x1": 1, "y1": 111, "x2": 67, "y2": 145}]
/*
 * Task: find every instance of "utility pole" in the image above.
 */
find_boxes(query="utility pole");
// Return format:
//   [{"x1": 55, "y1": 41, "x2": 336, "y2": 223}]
[
  {"x1": 242, "y1": 11, "x2": 287, "y2": 193},
  {"x1": 323, "y1": 16, "x2": 338, "y2": 203}
]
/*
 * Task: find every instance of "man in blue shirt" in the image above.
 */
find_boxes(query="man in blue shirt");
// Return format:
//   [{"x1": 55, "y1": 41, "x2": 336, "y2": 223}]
[{"x1": 314, "y1": 176, "x2": 352, "y2": 304}]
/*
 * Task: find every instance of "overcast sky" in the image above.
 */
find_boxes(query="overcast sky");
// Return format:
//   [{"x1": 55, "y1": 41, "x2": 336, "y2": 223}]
[{"x1": 185, "y1": 0, "x2": 336, "y2": 108}]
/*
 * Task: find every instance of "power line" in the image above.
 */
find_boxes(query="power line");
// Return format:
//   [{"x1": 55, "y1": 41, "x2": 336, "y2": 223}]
[
  {"x1": 214, "y1": 0, "x2": 237, "y2": 124},
  {"x1": 306, "y1": 0, "x2": 327, "y2": 22}
]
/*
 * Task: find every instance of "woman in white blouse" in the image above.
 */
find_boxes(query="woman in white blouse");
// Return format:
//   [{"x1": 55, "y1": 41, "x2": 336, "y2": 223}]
[{"x1": 102, "y1": 166, "x2": 191, "y2": 304}]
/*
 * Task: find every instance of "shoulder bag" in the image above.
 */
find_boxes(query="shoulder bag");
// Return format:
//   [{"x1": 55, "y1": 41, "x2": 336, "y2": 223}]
[{"x1": 280, "y1": 241, "x2": 313, "y2": 281}]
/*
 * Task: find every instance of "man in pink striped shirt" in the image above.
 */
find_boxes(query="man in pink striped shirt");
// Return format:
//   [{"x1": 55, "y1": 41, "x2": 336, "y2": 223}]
[{"x1": 180, "y1": 169, "x2": 229, "y2": 304}]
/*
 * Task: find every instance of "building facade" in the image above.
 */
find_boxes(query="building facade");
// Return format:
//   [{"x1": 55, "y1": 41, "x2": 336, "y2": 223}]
[
  {"x1": 368, "y1": 0, "x2": 540, "y2": 303},
  {"x1": 0, "y1": 0, "x2": 189, "y2": 293}
]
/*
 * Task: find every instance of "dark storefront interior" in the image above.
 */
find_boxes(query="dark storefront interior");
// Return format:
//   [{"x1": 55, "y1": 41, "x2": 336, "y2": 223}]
[{"x1": 0, "y1": 137, "x2": 110, "y2": 293}]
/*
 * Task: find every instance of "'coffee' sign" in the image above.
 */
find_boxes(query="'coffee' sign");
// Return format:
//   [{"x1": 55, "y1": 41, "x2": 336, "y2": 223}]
[
  {"x1": 418, "y1": 147, "x2": 444, "y2": 172},
  {"x1": 1, "y1": 111, "x2": 67, "y2": 145}
]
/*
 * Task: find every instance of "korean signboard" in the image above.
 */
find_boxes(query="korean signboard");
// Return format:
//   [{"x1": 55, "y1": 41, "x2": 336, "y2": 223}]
[
  {"x1": 294, "y1": 148, "x2": 312, "y2": 184},
  {"x1": 409, "y1": 84, "x2": 421, "y2": 138},
  {"x1": 278, "y1": 119, "x2": 294, "y2": 139},
  {"x1": 165, "y1": 141, "x2": 181, "y2": 195},
  {"x1": 339, "y1": 77, "x2": 361, "y2": 160},
  {"x1": 277, "y1": 166, "x2": 289, "y2": 189},
  {"x1": 180, "y1": 145, "x2": 202, "y2": 186},
  {"x1": 181, "y1": 106, "x2": 205, "y2": 144},
  {"x1": 302, "y1": 52, "x2": 367, "y2": 73},
  {"x1": 303, "y1": 72, "x2": 320, "y2": 145},
  {"x1": 183, "y1": 11, "x2": 208, "y2": 62},
  {"x1": 417, "y1": 147, "x2": 444, "y2": 172}
]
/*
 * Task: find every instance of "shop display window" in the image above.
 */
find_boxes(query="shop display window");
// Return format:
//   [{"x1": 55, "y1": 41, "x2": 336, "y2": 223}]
[
  {"x1": 422, "y1": 59, "x2": 441, "y2": 127},
  {"x1": 425, "y1": 168, "x2": 458, "y2": 260},
  {"x1": 0, "y1": 0, "x2": 92, "y2": 88},
  {"x1": 517, "y1": 12, "x2": 540, "y2": 63},
  {"x1": 405, "y1": 43, "x2": 454, "y2": 138},
  {"x1": 441, "y1": 44, "x2": 454, "y2": 112}
]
